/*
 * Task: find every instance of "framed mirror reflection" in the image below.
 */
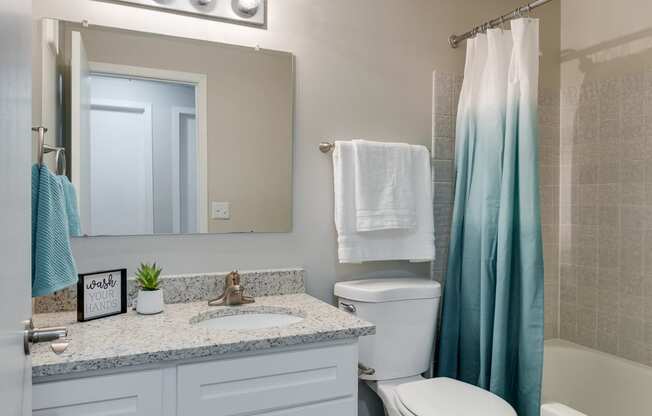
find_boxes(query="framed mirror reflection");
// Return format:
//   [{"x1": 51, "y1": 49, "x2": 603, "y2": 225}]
[{"x1": 34, "y1": 19, "x2": 294, "y2": 236}]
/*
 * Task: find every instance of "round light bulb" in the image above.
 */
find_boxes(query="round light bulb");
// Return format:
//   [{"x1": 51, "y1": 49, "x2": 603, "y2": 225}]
[{"x1": 236, "y1": 0, "x2": 260, "y2": 16}]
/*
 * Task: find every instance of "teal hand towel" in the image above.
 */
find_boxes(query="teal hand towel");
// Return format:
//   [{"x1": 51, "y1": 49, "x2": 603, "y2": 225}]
[
  {"x1": 60, "y1": 175, "x2": 81, "y2": 237},
  {"x1": 32, "y1": 165, "x2": 78, "y2": 297}
]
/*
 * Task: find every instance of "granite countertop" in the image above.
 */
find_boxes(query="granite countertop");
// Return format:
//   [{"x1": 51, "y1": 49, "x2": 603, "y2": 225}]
[{"x1": 32, "y1": 293, "x2": 375, "y2": 380}]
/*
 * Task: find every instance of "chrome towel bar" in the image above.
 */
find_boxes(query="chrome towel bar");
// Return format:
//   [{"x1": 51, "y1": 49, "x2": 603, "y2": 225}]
[{"x1": 319, "y1": 142, "x2": 335, "y2": 153}]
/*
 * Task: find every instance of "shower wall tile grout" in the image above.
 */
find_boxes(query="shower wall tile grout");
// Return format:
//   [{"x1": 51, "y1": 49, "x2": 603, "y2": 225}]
[
  {"x1": 431, "y1": 71, "x2": 461, "y2": 287},
  {"x1": 540, "y1": 87, "x2": 562, "y2": 340},
  {"x1": 559, "y1": 69, "x2": 652, "y2": 366}
]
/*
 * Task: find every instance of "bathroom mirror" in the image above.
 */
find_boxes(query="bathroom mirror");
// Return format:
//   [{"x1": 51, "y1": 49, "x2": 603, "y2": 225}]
[{"x1": 33, "y1": 19, "x2": 294, "y2": 236}]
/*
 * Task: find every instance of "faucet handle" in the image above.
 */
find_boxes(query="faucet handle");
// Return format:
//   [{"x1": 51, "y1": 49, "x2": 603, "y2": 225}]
[{"x1": 225, "y1": 270, "x2": 241, "y2": 287}]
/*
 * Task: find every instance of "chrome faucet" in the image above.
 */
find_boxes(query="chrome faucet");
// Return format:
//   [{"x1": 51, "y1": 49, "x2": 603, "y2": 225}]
[{"x1": 208, "y1": 271, "x2": 255, "y2": 306}]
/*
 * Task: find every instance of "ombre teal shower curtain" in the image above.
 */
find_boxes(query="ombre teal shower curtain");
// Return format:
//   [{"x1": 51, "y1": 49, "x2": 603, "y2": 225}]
[{"x1": 437, "y1": 19, "x2": 544, "y2": 416}]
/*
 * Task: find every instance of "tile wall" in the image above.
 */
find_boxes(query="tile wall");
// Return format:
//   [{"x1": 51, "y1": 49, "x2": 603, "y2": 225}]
[
  {"x1": 559, "y1": 71, "x2": 652, "y2": 365},
  {"x1": 431, "y1": 71, "x2": 462, "y2": 287}
]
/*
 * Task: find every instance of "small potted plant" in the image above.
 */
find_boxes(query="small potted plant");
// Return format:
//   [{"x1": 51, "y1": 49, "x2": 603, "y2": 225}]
[{"x1": 135, "y1": 262, "x2": 164, "y2": 315}]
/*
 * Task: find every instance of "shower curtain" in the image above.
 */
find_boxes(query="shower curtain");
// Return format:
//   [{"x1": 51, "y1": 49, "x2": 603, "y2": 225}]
[{"x1": 437, "y1": 19, "x2": 544, "y2": 416}]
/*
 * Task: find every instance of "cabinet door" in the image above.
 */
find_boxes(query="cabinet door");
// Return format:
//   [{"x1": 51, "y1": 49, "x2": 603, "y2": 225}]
[
  {"x1": 177, "y1": 342, "x2": 358, "y2": 416},
  {"x1": 256, "y1": 397, "x2": 357, "y2": 416},
  {"x1": 33, "y1": 370, "x2": 163, "y2": 416}
]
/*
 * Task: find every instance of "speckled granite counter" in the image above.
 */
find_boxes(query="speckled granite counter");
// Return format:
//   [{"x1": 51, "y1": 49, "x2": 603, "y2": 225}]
[
  {"x1": 32, "y1": 293, "x2": 374, "y2": 380},
  {"x1": 34, "y1": 268, "x2": 306, "y2": 313}
]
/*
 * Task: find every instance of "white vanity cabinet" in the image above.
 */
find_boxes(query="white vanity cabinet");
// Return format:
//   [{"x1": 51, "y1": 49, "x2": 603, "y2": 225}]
[
  {"x1": 32, "y1": 341, "x2": 358, "y2": 416},
  {"x1": 33, "y1": 369, "x2": 164, "y2": 416},
  {"x1": 177, "y1": 342, "x2": 357, "y2": 415}
]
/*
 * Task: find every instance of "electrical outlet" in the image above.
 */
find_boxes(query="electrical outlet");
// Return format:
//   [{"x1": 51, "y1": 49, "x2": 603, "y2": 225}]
[{"x1": 211, "y1": 202, "x2": 230, "y2": 220}]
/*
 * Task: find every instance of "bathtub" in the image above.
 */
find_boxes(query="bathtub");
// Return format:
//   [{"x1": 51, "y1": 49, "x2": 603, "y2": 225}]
[{"x1": 542, "y1": 339, "x2": 652, "y2": 416}]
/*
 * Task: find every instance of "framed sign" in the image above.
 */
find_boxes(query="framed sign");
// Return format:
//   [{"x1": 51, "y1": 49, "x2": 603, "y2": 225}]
[{"x1": 77, "y1": 269, "x2": 127, "y2": 322}]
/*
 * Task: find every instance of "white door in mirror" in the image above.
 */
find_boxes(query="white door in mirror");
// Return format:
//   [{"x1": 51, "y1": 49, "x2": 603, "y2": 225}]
[{"x1": 211, "y1": 201, "x2": 230, "y2": 220}]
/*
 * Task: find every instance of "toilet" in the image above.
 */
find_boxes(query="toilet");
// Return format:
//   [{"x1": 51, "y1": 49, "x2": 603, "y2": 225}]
[{"x1": 334, "y1": 278, "x2": 516, "y2": 416}]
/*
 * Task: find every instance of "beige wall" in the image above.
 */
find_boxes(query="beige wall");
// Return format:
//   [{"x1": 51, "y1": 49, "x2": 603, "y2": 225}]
[
  {"x1": 34, "y1": 0, "x2": 560, "y2": 304},
  {"x1": 33, "y1": 1, "x2": 561, "y2": 414},
  {"x1": 32, "y1": 19, "x2": 63, "y2": 166},
  {"x1": 59, "y1": 22, "x2": 293, "y2": 233},
  {"x1": 559, "y1": 0, "x2": 652, "y2": 365}
]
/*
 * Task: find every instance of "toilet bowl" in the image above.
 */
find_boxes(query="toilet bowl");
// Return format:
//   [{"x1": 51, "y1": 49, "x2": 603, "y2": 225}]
[
  {"x1": 334, "y1": 278, "x2": 516, "y2": 416},
  {"x1": 366, "y1": 375, "x2": 423, "y2": 416},
  {"x1": 367, "y1": 374, "x2": 515, "y2": 416},
  {"x1": 377, "y1": 377, "x2": 516, "y2": 416}
]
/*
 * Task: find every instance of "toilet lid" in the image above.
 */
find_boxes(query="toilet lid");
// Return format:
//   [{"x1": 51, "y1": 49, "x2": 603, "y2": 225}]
[{"x1": 396, "y1": 378, "x2": 516, "y2": 416}]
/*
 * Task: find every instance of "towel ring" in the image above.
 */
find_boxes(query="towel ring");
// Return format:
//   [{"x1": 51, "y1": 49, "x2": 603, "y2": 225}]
[
  {"x1": 33, "y1": 126, "x2": 68, "y2": 176},
  {"x1": 42, "y1": 145, "x2": 67, "y2": 176},
  {"x1": 54, "y1": 148, "x2": 66, "y2": 176}
]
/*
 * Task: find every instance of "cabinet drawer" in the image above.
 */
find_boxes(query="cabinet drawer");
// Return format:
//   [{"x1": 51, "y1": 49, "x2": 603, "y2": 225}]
[
  {"x1": 177, "y1": 342, "x2": 357, "y2": 416},
  {"x1": 33, "y1": 369, "x2": 164, "y2": 416}
]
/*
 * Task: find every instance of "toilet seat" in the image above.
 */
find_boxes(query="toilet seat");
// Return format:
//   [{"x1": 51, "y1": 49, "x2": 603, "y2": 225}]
[
  {"x1": 396, "y1": 377, "x2": 516, "y2": 416},
  {"x1": 395, "y1": 396, "x2": 418, "y2": 416}
]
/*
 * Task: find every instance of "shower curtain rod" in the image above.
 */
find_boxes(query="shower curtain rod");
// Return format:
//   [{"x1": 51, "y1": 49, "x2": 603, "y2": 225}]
[{"x1": 448, "y1": 0, "x2": 554, "y2": 48}]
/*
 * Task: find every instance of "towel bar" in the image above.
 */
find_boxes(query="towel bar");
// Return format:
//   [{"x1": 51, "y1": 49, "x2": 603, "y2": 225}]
[
  {"x1": 319, "y1": 140, "x2": 432, "y2": 155},
  {"x1": 319, "y1": 142, "x2": 335, "y2": 153}
]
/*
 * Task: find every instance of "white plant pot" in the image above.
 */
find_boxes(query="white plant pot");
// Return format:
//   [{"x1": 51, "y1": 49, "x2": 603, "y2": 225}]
[{"x1": 136, "y1": 289, "x2": 164, "y2": 315}]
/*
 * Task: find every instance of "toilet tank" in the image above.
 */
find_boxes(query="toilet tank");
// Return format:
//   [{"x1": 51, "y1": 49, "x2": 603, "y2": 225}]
[{"x1": 334, "y1": 278, "x2": 441, "y2": 381}]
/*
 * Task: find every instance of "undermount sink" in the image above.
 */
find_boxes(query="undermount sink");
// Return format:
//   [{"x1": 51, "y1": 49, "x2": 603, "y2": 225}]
[{"x1": 191, "y1": 307, "x2": 304, "y2": 330}]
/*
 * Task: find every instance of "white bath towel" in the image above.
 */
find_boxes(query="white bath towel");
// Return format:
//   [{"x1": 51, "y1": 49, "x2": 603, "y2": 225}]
[
  {"x1": 333, "y1": 141, "x2": 435, "y2": 263},
  {"x1": 353, "y1": 140, "x2": 416, "y2": 231}
]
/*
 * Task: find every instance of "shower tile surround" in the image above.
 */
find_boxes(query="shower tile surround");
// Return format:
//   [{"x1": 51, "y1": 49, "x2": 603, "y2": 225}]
[
  {"x1": 540, "y1": 87, "x2": 562, "y2": 340},
  {"x1": 559, "y1": 71, "x2": 652, "y2": 366},
  {"x1": 430, "y1": 71, "x2": 461, "y2": 287},
  {"x1": 33, "y1": 268, "x2": 305, "y2": 313},
  {"x1": 431, "y1": 71, "x2": 561, "y2": 339}
]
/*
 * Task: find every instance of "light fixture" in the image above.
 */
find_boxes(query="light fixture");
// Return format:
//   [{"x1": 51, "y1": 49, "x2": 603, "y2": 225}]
[
  {"x1": 113, "y1": 0, "x2": 265, "y2": 25},
  {"x1": 235, "y1": 0, "x2": 260, "y2": 16}
]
